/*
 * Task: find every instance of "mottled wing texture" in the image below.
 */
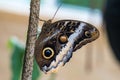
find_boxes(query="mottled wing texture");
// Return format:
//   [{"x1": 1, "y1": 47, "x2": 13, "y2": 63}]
[{"x1": 35, "y1": 20, "x2": 99, "y2": 73}]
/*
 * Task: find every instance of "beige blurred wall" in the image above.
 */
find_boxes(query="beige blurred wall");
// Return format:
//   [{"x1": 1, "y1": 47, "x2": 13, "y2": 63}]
[{"x1": 0, "y1": 10, "x2": 120, "y2": 80}]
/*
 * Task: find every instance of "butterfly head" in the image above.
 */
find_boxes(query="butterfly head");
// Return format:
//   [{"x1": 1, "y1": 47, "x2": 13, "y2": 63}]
[{"x1": 35, "y1": 20, "x2": 99, "y2": 74}]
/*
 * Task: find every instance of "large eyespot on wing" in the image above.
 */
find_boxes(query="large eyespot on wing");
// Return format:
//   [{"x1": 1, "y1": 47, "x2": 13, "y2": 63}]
[{"x1": 42, "y1": 47, "x2": 54, "y2": 59}]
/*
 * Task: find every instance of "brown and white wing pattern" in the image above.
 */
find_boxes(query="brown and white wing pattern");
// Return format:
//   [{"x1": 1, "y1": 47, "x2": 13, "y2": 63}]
[{"x1": 34, "y1": 20, "x2": 99, "y2": 74}]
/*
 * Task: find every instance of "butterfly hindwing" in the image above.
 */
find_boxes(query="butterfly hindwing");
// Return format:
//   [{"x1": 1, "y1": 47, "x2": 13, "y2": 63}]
[{"x1": 35, "y1": 20, "x2": 99, "y2": 73}]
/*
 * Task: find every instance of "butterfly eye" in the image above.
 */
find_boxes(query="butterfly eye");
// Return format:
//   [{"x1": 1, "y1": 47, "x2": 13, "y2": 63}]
[
  {"x1": 59, "y1": 35, "x2": 68, "y2": 44},
  {"x1": 42, "y1": 47, "x2": 54, "y2": 59},
  {"x1": 85, "y1": 31, "x2": 91, "y2": 38}
]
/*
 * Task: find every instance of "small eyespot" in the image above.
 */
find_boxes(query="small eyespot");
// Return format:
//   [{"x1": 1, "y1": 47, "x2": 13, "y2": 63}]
[
  {"x1": 85, "y1": 31, "x2": 91, "y2": 38},
  {"x1": 59, "y1": 35, "x2": 68, "y2": 44},
  {"x1": 42, "y1": 47, "x2": 54, "y2": 59}
]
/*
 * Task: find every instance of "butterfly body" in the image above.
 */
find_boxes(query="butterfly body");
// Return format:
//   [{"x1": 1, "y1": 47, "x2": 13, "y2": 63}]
[{"x1": 35, "y1": 20, "x2": 99, "y2": 74}]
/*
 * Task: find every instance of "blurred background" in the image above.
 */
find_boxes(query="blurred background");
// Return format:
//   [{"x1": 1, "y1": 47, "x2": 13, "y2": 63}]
[{"x1": 0, "y1": 0, "x2": 120, "y2": 80}]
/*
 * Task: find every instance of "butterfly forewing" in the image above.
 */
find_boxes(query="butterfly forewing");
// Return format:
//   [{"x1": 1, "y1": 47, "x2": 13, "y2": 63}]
[{"x1": 35, "y1": 20, "x2": 99, "y2": 74}]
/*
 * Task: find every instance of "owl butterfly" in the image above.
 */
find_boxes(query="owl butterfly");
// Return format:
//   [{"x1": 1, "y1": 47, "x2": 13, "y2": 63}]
[{"x1": 35, "y1": 6, "x2": 99, "y2": 74}]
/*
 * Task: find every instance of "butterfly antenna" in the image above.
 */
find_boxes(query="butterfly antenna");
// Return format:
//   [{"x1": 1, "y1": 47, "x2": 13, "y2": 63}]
[{"x1": 51, "y1": 4, "x2": 62, "y2": 21}]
